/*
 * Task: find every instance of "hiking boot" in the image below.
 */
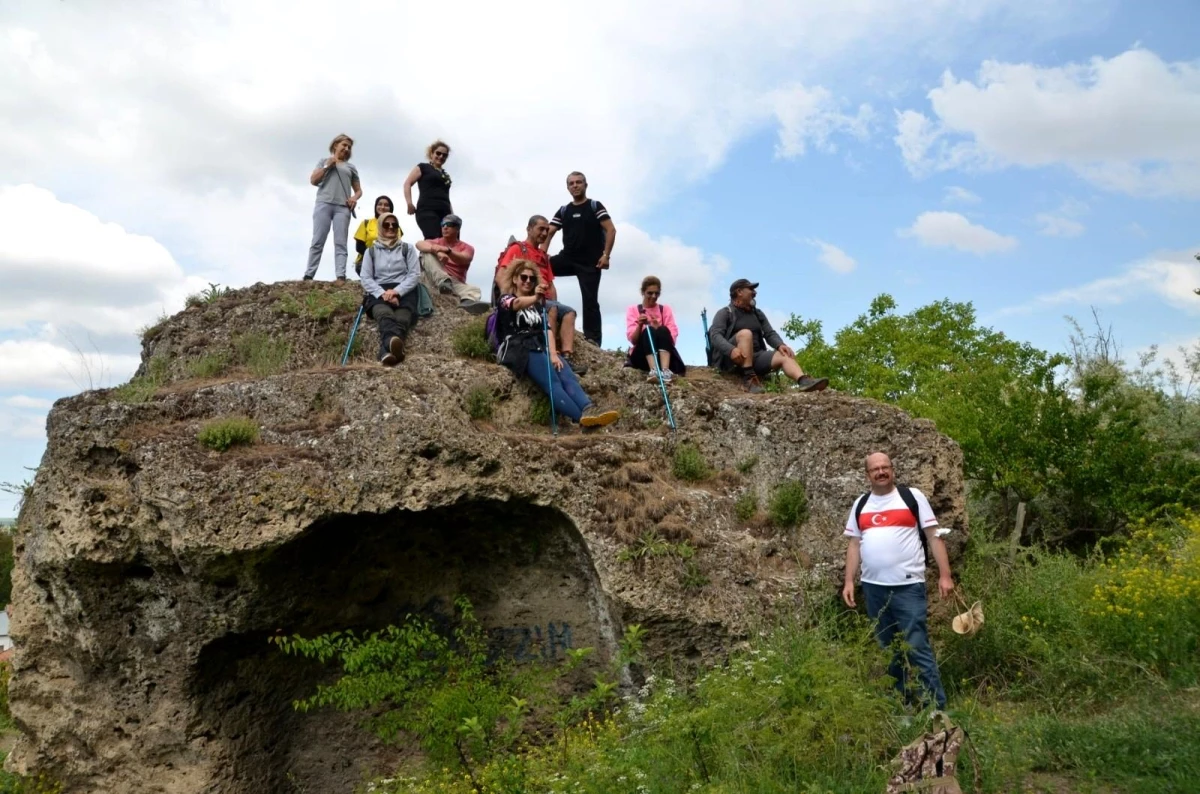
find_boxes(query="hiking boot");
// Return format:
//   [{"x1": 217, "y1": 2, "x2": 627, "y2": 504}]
[
  {"x1": 302, "y1": 275, "x2": 314, "y2": 281},
  {"x1": 646, "y1": 371, "x2": 659, "y2": 383},
  {"x1": 661, "y1": 370, "x2": 673, "y2": 383},
  {"x1": 438, "y1": 279, "x2": 454, "y2": 295},
  {"x1": 795, "y1": 376, "x2": 829, "y2": 392},
  {"x1": 743, "y1": 373, "x2": 764, "y2": 394},
  {"x1": 380, "y1": 353, "x2": 398, "y2": 367},
  {"x1": 388, "y1": 335, "x2": 406, "y2": 363},
  {"x1": 459, "y1": 299, "x2": 490, "y2": 315},
  {"x1": 336, "y1": 276, "x2": 347, "y2": 282},
  {"x1": 579, "y1": 406, "x2": 619, "y2": 428}
]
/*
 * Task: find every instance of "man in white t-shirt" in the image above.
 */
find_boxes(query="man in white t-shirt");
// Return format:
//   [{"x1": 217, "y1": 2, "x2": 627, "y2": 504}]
[{"x1": 842, "y1": 451, "x2": 954, "y2": 709}]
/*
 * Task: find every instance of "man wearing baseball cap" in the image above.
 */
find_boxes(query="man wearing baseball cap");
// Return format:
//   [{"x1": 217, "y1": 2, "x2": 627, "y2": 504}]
[
  {"x1": 416, "y1": 214, "x2": 490, "y2": 315},
  {"x1": 707, "y1": 279, "x2": 828, "y2": 393}
]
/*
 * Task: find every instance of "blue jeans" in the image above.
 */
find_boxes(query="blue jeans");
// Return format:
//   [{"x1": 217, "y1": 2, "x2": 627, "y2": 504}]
[
  {"x1": 524, "y1": 352, "x2": 591, "y2": 422},
  {"x1": 305, "y1": 202, "x2": 351, "y2": 279},
  {"x1": 862, "y1": 582, "x2": 947, "y2": 709}
]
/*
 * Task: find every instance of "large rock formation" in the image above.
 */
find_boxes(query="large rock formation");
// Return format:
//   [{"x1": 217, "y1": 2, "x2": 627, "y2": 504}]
[{"x1": 8, "y1": 282, "x2": 966, "y2": 793}]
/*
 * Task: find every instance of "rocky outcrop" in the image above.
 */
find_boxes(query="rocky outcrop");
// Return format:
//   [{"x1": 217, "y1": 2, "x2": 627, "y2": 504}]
[{"x1": 8, "y1": 282, "x2": 966, "y2": 793}]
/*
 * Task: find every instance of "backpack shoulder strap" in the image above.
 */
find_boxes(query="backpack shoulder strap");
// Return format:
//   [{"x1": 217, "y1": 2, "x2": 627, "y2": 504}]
[
  {"x1": 896, "y1": 484, "x2": 931, "y2": 565},
  {"x1": 853, "y1": 492, "x2": 870, "y2": 528}
]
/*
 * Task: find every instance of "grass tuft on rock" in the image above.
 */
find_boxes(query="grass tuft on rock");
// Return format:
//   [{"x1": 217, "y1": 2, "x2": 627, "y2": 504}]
[
  {"x1": 197, "y1": 417, "x2": 259, "y2": 452},
  {"x1": 452, "y1": 316, "x2": 493, "y2": 360},
  {"x1": 465, "y1": 385, "x2": 495, "y2": 420},
  {"x1": 768, "y1": 480, "x2": 810, "y2": 527},
  {"x1": 234, "y1": 332, "x2": 291, "y2": 377},
  {"x1": 735, "y1": 491, "x2": 758, "y2": 522},
  {"x1": 672, "y1": 442, "x2": 711, "y2": 482}
]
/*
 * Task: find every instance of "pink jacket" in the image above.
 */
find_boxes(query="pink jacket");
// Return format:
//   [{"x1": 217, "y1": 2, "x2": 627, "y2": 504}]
[{"x1": 625, "y1": 303, "x2": 679, "y2": 349}]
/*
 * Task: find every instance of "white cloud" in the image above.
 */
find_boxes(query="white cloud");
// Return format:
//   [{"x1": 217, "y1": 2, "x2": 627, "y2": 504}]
[
  {"x1": 769, "y1": 84, "x2": 874, "y2": 158},
  {"x1": 803, "y1": 238, "x2": 857, "y2": 274},
  {"x1": 943, "y1": 186, "x2": 981, "y2": 204},
  {"x1": 895, "y1": 49, "x2": 1200, "y2": 197},
  {"x1": 2, "y1": 395, "x2": 53, "y2": 411},
  {"x1": 0, "y1": 338, "x2": 141, "y2": 391},
  {"x1": 1035, "y1": 213, "x2": 1085, "y2": 238},
  {"x1": 994, "y1": 248, "x2": 1200, "y2": 317},
  {"x1": 899, "y1": 211, "x2": 1018, "y2": 254}
]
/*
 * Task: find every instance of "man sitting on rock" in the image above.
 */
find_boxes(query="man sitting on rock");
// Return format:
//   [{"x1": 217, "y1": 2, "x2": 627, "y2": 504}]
[
  {"x1": 416, "y1": 214, "x2": 490, "y2": 315},
  {"x1": 707, "y1": 278, "x2": 828, "y2": 393}
]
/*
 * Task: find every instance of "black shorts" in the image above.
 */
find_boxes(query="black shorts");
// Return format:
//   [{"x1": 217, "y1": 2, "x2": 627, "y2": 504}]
[{"x1": 717, "y1": 348, "x2": 775, "y2": 376}]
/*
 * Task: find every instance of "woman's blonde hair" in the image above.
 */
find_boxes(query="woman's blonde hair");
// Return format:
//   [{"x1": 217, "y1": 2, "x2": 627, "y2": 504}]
[
  {"x1": 426, "y1": 139, "x2": 452, "y2": 160},
  {"x1": 329, "y1": 133, "x2": 354, "y2": 156},
  {"x1": 500, "y1": 260, "x2": 539, "y2": 296}
]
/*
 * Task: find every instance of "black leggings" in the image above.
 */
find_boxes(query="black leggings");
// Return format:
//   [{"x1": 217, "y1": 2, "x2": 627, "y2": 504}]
[
  {"x1": 628, "y1": 325, "x2": 686, "y2": 375},
  {"x1": 416, "y1": 207, "x2": 450, "y2": 240}
]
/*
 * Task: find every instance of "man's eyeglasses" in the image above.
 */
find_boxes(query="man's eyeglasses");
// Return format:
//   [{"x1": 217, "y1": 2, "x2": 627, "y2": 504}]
[
  {"x1": 517, "y1": 274, "x2": 537, "y2": 283},
  {"x1": 382, "y1": 223, "x2": 399, "y2": 230}
]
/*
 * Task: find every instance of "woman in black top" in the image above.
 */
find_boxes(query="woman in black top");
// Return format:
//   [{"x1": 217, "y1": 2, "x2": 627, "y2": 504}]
[{"x1": 404, "y1": 139, "x2": 453, "y2": 239}]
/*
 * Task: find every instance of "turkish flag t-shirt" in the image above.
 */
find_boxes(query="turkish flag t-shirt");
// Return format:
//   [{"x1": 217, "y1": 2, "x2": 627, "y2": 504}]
[{"x1": 844, "y1": 487, "x2": 939, "y2": 585}]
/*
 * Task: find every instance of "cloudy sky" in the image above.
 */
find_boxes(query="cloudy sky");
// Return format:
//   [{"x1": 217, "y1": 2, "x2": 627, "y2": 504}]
[{"x1": 2, "y1": 0, "x2": 1198, "y2": 514}]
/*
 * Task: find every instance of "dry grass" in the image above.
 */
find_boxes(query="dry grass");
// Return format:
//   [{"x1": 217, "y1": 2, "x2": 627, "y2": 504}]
[{"x1": 595, "y1": 462, "x2": 696, "y2": 545}]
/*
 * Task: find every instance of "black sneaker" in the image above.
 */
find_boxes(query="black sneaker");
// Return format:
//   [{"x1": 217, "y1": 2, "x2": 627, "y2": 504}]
[
  {"x1": 380, "y1": 353, "x2": 398, "y2": 367},
  {"x1": 795, "y1": 376, "x2": 829, "y2": 392},
  {"x1": 302, "y1": 275, "x2": 314, "y2": 281},
  {"x1": 389, "y1": 335, "x2": 407, "y2": 364},
  {"x1": 336, "y1": 276, "x2": 347, "y2": 282},
  {"x1": 460, "y1": 299, "x2": 491, "y2": 315},
  {"x1": 743, "y1": 374, "x2": 764, "y2": 394}
]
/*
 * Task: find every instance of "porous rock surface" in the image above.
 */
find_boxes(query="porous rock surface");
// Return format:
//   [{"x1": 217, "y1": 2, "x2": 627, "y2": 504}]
[{"x1": 9, "y1": 282, "x2": 966, "y2": 793}]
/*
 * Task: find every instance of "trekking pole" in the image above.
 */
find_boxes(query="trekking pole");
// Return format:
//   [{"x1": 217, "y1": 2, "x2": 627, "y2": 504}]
[
  {"x1": 644, "y1": 325, "x2": 677, "y2": 431},
  {"x1": 341, "y1": 305, "x2": 364, "y2": 365},
  {"x1": 701, "y1": 308, "x2": 711, "y2": 358},
  {"x1": 541, "y1": 304, "x2": 558, "y2": 436}
]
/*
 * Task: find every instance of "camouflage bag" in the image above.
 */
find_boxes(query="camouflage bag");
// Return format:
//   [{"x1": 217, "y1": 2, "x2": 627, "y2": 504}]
[{"x1": 886, "y1": 711, "x2": 980, "y2": 794}]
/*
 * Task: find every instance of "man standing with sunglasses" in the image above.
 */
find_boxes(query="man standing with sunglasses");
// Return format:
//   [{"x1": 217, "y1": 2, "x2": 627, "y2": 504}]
[{"x1": 543, "y1": 172, "x2": 616, "y2": 348}]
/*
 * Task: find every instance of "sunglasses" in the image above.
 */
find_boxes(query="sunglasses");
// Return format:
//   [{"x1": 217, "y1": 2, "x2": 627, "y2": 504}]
[
  {"x1": 382, "y1": 223, "x2": 399, "y2": 230},
  {"x1": 644, "y1": 291, "x2": 660, "y2": 297},
  {"x1": 517, "y1": 274, "x2": 538, "y2": 283},
  {"x1": 433, "y1": 151, "x2": 448, "y2": 158}
]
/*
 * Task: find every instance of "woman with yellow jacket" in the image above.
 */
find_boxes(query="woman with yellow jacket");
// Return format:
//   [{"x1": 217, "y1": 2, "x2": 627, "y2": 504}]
[{"x1": 353, "y1": 195, "x2": 401, "y2": 275}]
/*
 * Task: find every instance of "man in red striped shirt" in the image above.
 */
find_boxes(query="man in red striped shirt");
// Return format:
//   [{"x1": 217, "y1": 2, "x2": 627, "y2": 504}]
[{"x1": 842, "y1": 452, "x2": 953, "y2": 709}]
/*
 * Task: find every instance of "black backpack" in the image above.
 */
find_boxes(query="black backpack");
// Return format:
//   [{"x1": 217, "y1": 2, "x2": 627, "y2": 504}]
[{"x1": 853, "y1": 484, "x2": 931, "y2": 567}]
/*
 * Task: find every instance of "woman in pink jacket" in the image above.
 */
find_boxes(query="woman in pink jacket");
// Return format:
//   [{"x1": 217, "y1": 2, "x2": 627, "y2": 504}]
[{"x1": 625, "y1": 276, "x2": 687, "y2": 382}]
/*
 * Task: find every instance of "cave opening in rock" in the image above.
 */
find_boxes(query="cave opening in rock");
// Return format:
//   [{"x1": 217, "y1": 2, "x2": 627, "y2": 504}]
[{"x1": 188, "y1": 499, "x2": 615, "y2": 794}]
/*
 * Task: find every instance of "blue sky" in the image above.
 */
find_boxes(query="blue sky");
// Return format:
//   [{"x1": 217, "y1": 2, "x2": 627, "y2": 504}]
[{"x1": 1, "y1": 0, "x2": 1198, "y2": 515}]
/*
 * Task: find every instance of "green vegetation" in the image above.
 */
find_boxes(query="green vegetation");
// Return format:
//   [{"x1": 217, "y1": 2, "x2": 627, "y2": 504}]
[
  {"x1": 671, "y1": 442, "x2": 711, "y2": 482},
  {"x1": 0, "y1": 533, "x2": 12, "y2": 607},
  {"x1": 464, "y1": 385, "x2": 495, "y2": 420},
  {"x1": 527, "y1": 395, "x2": 552, "y2": 426},
  {"x1": 617, "y1": 529, "x2": 695, "y2": 562},
  {"x1": 184, "y1": 352, "x2": 230, "y2": 380},
  {"x1": 452, "y1": 316, "x2": 493, "y2": 360},
  {"x1": 767, "y1": 480, "x2": 809, "y2": 528},
  {"x1": 196, "y1": 416, "x2": 259, "y2": 452},
  {"x1": 0, "y1": 763, "x2": 64, "y2": 794},
  {"x1": 233, "y1": 332, "x2": 291, "y2": 377},
  {"x1": 735, "y1": 454, "x2": 759, "y2": 474},
  {"x1": 275, "y1": 290, "x2": 359, "y2": 320},
  {"x1": 112, "y1": 355, "x2": 169, "y2": 403},
  {"x1": 733, "y1": 491, "x2": 758, "y2": 522},
  {"x1": 185, "y1": 282, "x2": 232, "y2": 307}
]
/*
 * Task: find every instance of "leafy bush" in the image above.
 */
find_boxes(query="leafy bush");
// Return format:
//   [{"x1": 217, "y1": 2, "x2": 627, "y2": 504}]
[
  {"x1": 196, "y1": 417, "x2": 259, "y2": 452},
  {"x1": 528, "y1": 395, "x2": 552, "y2": 426},
  {"x1": 734, "y1": 491, "x2": 758, "y2": 522},
  {"x1": 768, "y1": 480, "x2": 809, "y2": 527},
  {"x1": 465, "y1": 385, "x2": 495, "y2": 420},
  {"x1": 452, "y1": 317, "x2": 493, "y2": 360},
  {"x1": 233, "y1": 332, "x2": 291, "y2": 377},
  {"x1": 185, "y1": 352, "x2": 229, "y2": 379},
  {"x1": 671, "y1": 443, "x2": 711, "y2": 482},
  {"x1": 186, "y1": 282, "x2": 232, "y2": 307}
]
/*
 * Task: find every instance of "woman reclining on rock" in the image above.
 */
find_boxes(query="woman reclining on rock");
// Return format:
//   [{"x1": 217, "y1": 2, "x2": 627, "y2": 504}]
[
  {"x1": 360, "y1": 212, "x2": 419, "y2": 366},
  {"x1": 495, "y1": 260, "x2": 618, "y2": 429}
]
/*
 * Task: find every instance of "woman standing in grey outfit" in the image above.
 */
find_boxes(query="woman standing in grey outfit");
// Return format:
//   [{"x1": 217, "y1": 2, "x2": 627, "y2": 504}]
[{"x1": 304, "y1": 133, "x2": 363, "y2": 281}]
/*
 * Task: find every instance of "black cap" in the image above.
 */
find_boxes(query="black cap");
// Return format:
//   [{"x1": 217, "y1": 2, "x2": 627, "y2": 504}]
[{"x1": 729, "y1": 278, "x2": 759, "y2": 298}]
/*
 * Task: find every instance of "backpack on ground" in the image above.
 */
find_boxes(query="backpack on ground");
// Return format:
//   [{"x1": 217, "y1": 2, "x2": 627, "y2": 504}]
[
  {"x1": 853, "y1": 484, "x2": 931, "y2": 566},
  {"x1": 887, "y1": 711, "x2": 980, "y2": 794}
]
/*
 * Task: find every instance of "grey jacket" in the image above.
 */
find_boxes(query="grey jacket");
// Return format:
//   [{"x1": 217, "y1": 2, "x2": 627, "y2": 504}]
[
  {"x1": 707, "y1": 303, "x2": 784, "y2": 364},
  {"x1": 361, "y1": 241, "x2": 419, "y2": 298}
]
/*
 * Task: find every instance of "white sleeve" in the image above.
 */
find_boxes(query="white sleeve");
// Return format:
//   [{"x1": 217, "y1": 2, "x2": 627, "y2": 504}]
[
  {"x1": 844, "y1": 498, "x2": 863, "y2": 538},
  {"x1": 911, "y1": 488, "x2": 939, "y2": 529}
]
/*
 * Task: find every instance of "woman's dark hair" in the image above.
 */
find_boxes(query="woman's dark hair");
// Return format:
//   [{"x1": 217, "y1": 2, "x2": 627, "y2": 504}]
[
  {"x1": 373, "y1": 195, "x2": 394, "y2": 218},
  {"x1": 641, "y1": 275, "x2": 662, "y2": 293}
]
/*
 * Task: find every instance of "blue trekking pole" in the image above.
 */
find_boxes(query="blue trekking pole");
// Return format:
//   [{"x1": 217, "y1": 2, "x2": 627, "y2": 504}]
[
  {"x1": 701, "y1": 308, "x2": 711, "y2": 358},
  {"x1": 341, "y1": 305, "x2": 364, "y2": 365},
  {"x1": 644, "y1": 324, "x2": 677, "y2": 431},
  {"x1": 541, "y1": 304, "x2": 558, "y2": 436}
]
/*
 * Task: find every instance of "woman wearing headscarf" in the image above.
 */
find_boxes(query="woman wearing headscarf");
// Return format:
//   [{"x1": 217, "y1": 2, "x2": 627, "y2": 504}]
[
  {"x1": 360, "y1": 212, "x2": 420, "y2": 366},
  {"x1": 403, "y1": 140, "x2": 453, "y2": 240},
  {"x1": 304, "y1": 133, "x2": 362, "y2": 281},
  {"x1": 352, "y1": 195, "x2": 399, "y2": 275},
  {"x1": 625, "y1": 275, "x2": 686, "y2": 382},
  {"x1": 495, "y1": 260, "x2": 619, "y2": 429}
]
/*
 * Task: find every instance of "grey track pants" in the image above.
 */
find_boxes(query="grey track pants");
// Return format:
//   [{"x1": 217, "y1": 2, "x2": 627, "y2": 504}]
[{"x1": 305, "y1": 202, "x2": 351, "y2": 279}]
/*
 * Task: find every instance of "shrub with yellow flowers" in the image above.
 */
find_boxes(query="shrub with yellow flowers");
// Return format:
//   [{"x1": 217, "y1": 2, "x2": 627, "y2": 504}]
[{"x1": 1087, "y1": 510, "x2": 1200, "y2": 677}]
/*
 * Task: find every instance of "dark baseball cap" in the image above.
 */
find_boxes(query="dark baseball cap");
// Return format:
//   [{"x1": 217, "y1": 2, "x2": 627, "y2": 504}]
[
  {"x1": 729, "y1": 278, "x2": 759, "y2": 297},
  {"x1": 441, "y1": 214, "x2": 463, "y2": 227}
]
